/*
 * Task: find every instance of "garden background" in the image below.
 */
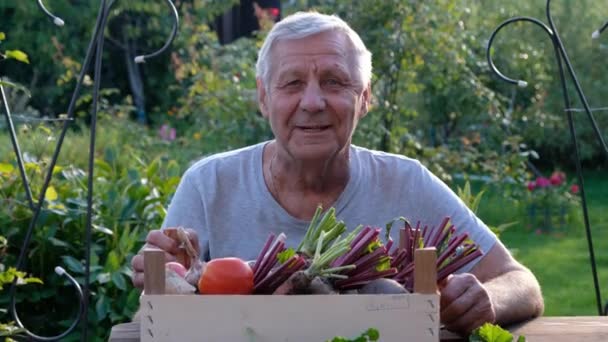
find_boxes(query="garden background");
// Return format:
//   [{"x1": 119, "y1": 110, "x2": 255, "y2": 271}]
[{"x1": 1, "y1": 0, "x2": 607, "y2": 340}]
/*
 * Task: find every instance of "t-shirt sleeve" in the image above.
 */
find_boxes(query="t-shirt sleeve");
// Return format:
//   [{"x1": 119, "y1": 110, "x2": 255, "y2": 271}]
[
  {"x1": 407, "y1": 161, "x2": 498, "y2": 273},
  {"x1": 161, "y1": 169, "x2": 210, "y2": 260}
]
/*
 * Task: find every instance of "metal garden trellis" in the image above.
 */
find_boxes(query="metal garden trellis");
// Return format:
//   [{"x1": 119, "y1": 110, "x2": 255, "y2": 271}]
[
  {"x1": 486, "y1": 0, "x2": 608, "y2": 316},
  {"x1": 2, "y1": 0, "x2": 179, "y2": 340},
  {"x1": 2, "y1": 0, "x2": 607, "y2": 340}
]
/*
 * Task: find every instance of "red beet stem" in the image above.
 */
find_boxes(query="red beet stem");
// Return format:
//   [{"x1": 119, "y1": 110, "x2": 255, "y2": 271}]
[
  {"x1": 433, "y1": 224, "x2": 454, "y2": 250},
  {"x1": 346, "y1": 247, "x2": 388, "y2": 276},
  {"x1": 331, "y1": 226, "x2": 372, "y2": 267},
  {"x1": 254, "y1": 240, "x2": 285, "y2": 284},
  {"x1": 399, "y1": 227, "x2": 407, "y2": 251},
  {"x1": 437, "y1": 249, "x2": 483, "y2": 281},
  {"x1": 394, "y1": 263, "x2": 414, "y2": 280},
  {"x1": 385, "y1": 238, "x2": 394, "y2": 252},
  {"x1": 436, "y1": 233, "x2": 469, "y2": 267},
  {"x1": 255, "y1": 256, "x2": 306, "y2": 293},
  {"x1": 429, "y1": 217, "x2": 450, "y2": 246},
  {"x1": 339, "y1": 228, "x2": 380, "y2": 266},
  {"x1": 411, "y1": 228, "x2": 420, "y2": 257},
  {"x1": 421, "y1": 225, "x2": 429, "y2": 245},
  {"x1": 252, "y1": 233, "x2": 275, "y2": 274},
  {"x1": 332, "y1": 228, "x2": 378, "y2": 268},
  {"x1": 336, "y1": 268, "x2": 398, "y2": 288}
]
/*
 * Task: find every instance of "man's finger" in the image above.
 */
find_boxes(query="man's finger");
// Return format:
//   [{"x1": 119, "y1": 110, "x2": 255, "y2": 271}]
[
  {"x1": 444, "y1": 299, "x2": 493, "y2": 334},
  {"x1": 146, "y1": 230, "x2": 180, "y2": 255},
  {"x1": 184, "y1": 228, "x2": 200, "y2": 255},
  {"x1": 132, "y1": 272, "x2": 144, "y2": 288},
  {"x1": 440, "y1": 274, "x2": 473, "y2": 309},
  {"x1": 441, "y1": 287, "x2": 476, "y2": 324},
  {"x1": 131, "y1": 248, "x2": 177, "y2": 272}
]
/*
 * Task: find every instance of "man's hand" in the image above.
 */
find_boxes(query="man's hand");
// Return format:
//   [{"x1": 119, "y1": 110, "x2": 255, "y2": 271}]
[
  {"x1": 440, "y1": 273, "x2": 496, "y2": 334},
  {"x1": 130, "y1": 228, "x2": 199, "y2": 289}
]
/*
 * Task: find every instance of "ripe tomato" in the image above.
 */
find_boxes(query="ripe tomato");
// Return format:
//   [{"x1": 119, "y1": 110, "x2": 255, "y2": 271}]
[{"x1": 198, "y1": 257, "x2": 254, "y2": 295}]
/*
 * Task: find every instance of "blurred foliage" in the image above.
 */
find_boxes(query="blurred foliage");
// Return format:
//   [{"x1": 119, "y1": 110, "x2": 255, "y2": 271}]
[
  {"x1": 0, "y1": 115, "x2": 182, "y2": 341},
  {"x1": 1, "y1": 0, "x2": 607, "y2": 340}
]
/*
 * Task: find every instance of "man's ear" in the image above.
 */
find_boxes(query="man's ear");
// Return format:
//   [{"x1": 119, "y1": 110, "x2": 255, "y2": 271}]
[
  {"x1": 359, "y1": 83, "x2": 372, "y2": 119},
  {"x1": 256, "y1": 78, "x2": 270, "y2": 118}
]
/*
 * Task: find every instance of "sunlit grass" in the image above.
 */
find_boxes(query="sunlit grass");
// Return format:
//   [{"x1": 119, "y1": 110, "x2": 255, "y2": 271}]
[{"x1": 470, "y1": 171, "x2": 608, "y2": 316}]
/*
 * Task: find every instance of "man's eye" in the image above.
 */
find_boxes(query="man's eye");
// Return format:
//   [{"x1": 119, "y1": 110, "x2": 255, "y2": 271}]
[
  {"x1": 286, "y1": 80, "x2": 302, "y2": 87},
  {"x1": 324, "y1": 79, "x2": 341, "y2": 86}
]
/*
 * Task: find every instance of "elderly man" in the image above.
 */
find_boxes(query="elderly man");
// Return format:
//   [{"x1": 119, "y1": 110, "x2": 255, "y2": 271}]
[{"x1": 131, "y1": 11, "x2": 544, "y2": 334}]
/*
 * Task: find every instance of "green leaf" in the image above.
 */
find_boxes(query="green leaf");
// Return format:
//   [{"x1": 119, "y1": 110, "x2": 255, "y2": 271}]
[
  {"x1": 0, "y1": 162, "x2": 14, "y2": 173},
  {"x1": 93, "y1": 224, "x2": 113, "y2": 236},
  {"x1": 61, "y1": 255, "x2": 84, "y2": 274},
  {"x1": 48, "y1": 237, "x2": 70, "y2": 248},
  {"x1": 146, "y1": 157, "x2": 160, "y2": 179},
  {"x1": 0, "y1": 80, "x2": 31, "y2": 97},
  {"x1": 374, "y1": 256, "x2": 391, "y2": 272},
  {"x1": 104, "y1": 147, "x2": 117, "y2": 163},
  {"x1": 365, "y1": 328, "x2": 380, "y2": 341},
  {"x1": 45, "y1": 186, "x2": 58, "y2": 201},
  {"x1": 23, "y1": 277, "x2": 43, "y2": 285},
  {"x1": 167, "y1": 160, "x2": 180, "y2": 177},
  {"x1": 0, "y1": 32, "x2": 5, "y2": 41},
  {"x1": 94, "y1": 159, "x2": 112, "y2": 175},
  {"x1": 111, "y1": 272, "x2": 127, "y2": 291},
  {"x1": 516, "y1": 336, "x2": 526, "y2": 342},
  {"x1": 96, "y1": 272, "x2": 111, "y2": 284},
  {"x1": 365, "y1": 239, "x2": 382, "y2": 253},
  {"x1": 277, "y1": 248, "x2": 295, "y2": 263},
  {"x1": 95, "y1": 295, "x2": 110, "y2": 322},
  {"x1": 469, "y1": 323, "x2": 514, "y2": 342},
  {"x1": 105, "y1": 250, "x2": 121, "y2": 272},
  {"x1": 5, "y1": 50, "x2": 30, "y2": 64}
]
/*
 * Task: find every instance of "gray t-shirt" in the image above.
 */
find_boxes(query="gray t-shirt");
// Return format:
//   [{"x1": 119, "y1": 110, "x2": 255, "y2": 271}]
[{"x1": 161, "y1": 141, "x2": 497, "y2": 273}]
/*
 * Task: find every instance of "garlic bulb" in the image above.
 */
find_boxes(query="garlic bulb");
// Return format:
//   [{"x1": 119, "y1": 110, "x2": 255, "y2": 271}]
[{"x1": 165, "y1": 268, "x2": 196, "y2": 294}]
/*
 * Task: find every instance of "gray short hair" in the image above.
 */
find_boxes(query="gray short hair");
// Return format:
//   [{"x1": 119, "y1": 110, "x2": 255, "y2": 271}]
[{"x1": 255, "y1": 11, "x2": 372, "y2": 90}]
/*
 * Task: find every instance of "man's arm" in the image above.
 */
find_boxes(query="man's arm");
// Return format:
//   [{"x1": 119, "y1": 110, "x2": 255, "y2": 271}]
[
  {"x1": 440, "y1": 240, "x2": 544, "y2": 334},
  {"x1": 472, "y1": 240, "x2": 544, "y2": 324}
]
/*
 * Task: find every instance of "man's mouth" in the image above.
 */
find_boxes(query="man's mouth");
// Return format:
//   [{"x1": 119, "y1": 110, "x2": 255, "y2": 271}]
[{"x1": 296, "y1": 125, "x2": 331, "y2": 132}]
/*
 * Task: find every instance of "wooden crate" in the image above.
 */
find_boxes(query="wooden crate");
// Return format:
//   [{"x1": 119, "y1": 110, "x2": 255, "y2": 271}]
[{"x1": 140, "y1": 248, "x2": 440, "y2": 342}]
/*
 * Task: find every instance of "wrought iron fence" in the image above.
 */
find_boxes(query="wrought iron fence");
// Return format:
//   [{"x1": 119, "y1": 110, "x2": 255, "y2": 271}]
[
  {"x1": 2, "y1": 0, "x2": 179, "y2": 340},
  {"x1": 486, "y1": 0, "x2": 607, "y2": 316},
  {"x1": 1, "y1": 0, "x2": 607, "y2": 341}
]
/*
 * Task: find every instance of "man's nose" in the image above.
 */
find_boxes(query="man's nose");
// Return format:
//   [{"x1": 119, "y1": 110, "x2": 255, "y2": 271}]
[{"x1": 299, "y1": 82, "x2": 326, "y2": 113}]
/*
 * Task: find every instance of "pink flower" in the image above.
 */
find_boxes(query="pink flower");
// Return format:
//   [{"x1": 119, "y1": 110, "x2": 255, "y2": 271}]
[
  {"x1": 527, "y1": 181, "x2": 536, "y2": 191},
  {"x1": 159, "y1": 124, "x2": 177, "y2": 141},
  {"x1": 535, "y1": 177, "x2": 551, "y2": 188},
  {"x1": 570, "y1": 184, "x2": 580, "y2": 194},
  {"x1": 169, "y1": 127, "x2": 176, "y2": 141},
  {"x1": 550, "y1": 171, "x2": 566, "y2": 185},
  {"x1": 535, "y1": 229, "x2": 543, "y2": 235}
]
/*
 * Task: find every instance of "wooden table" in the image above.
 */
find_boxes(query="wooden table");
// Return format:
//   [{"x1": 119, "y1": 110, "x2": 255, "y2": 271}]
[{"x1": 110, "y1": 316, "x2": 608, "y2": 341}]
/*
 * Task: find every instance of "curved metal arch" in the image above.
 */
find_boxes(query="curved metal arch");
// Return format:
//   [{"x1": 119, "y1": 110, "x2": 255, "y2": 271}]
[
  {"x1": 486, "y1": 16, "x2": 554, "y2": 87},
  {"x1": 11, "y1": 267, "x2": 84, "y2": 341},
  {"x1": 134, "y1": 0, "x2": 180, "y2": 63},
  {"x1": 6, "y1": 1, "x2": 180, "y2": 340},
  {"x1": 592, "y1": 21, "x2": 608, "y2": 38},
  {"x1": 486, "y1": 0, "x2": 607, "y2": 316},
  {"x1": 37, "y1": 0, "x2": 64, "y2": 26}
]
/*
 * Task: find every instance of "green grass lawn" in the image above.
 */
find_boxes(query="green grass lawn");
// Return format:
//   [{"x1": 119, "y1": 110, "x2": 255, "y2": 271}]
[{"x1": 473, "y1": 171, "x2": 608, "y2": 316}]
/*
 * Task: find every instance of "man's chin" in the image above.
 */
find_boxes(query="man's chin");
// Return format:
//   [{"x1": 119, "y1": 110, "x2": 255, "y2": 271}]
[{"x1": 288, "y1": 143, "x2": 345, "y2": 162}]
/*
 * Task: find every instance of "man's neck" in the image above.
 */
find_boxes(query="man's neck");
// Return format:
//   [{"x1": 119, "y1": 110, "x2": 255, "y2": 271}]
[
  {"x1": 264, "y1": 141, "x2": 351, "y2": 219},
  {"x1": 270, "y1": 143, "x2": 350, "y2": 193}
]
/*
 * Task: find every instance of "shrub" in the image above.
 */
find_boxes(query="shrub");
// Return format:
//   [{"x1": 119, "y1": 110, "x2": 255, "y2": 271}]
[
  {"x1": 0, "y1": 117, "x2": 181, "y2": 341},
  {"x1": 523, "y1": 171, "x2": 581, "y2": 233}
]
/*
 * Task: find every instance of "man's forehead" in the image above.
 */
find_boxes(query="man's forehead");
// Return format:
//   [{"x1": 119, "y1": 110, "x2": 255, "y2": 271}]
[
  {"x1": 277, "y1": 53, "x2": 350, "y2": 69},
  {"x1": 272, "y1": 31, "x2": 353, "y2": 58}
]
